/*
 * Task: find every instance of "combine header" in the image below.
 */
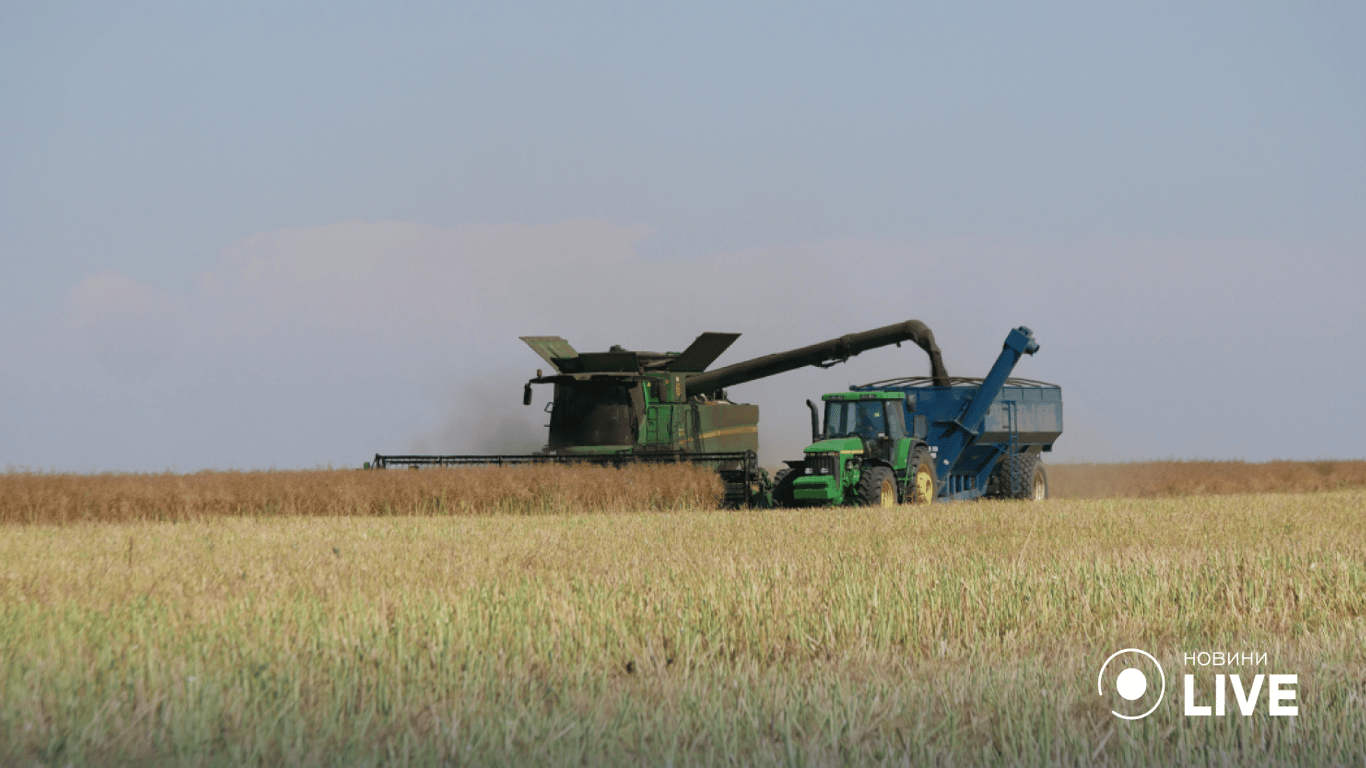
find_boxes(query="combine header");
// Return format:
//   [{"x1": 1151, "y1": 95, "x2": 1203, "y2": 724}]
[{"x1": 372, "y1": 320, "x2": 946, "y2": 506}]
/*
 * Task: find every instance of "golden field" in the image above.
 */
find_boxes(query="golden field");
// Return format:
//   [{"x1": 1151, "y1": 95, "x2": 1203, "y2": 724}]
[
  {"x1": 1047, "y1": 459, "x2": 1366, "y2": 499},
  {"x1": 0, "y1": 463, "x2": 723, "y2": 524},
  {"x1": 2, "y1": 459, "x2": 1364, "y2": 524},
  {"x1": 1, "y1": 463, "x2": 1364, "y2": 766}
]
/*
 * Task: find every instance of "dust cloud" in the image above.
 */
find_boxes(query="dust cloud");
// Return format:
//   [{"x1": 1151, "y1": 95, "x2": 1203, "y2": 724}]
[{"x1": 411, "y1": 375, "x2": 547, "y2": 456}]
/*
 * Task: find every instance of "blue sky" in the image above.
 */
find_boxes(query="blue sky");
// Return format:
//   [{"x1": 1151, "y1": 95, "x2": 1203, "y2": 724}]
[{"x1": 3, "y1": 2, "x2": 1363, "y2": 472}]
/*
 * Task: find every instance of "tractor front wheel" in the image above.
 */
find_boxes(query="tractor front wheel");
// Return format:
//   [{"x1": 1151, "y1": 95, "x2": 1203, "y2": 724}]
[
  {"x1": 772, "y1": 467, "x2": 798, "y2": 508},
  {"x1": 856, "y1": 465, "x2": 897, "y2": 507}
]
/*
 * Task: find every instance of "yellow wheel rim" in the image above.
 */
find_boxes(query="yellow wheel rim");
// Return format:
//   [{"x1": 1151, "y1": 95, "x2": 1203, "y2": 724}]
[
  {"x1": 880, "y1": 479, "x2": 896, "y2": 507},
  {"x1": 915, "y1": 468, "x2": 933, "y2": 503}
]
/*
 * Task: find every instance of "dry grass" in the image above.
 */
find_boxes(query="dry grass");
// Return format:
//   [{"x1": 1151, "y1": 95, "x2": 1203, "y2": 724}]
[
  {"x1": 2, "y1": 492, "x2": 1364, "y2": 766},
  {"x1": 0, "y1": 464, "x2": 722, "y2": 524},
  {"x1": 4, "y1": 460, "x2": 1363, "y2": 526},
  {"x1": 1048, "y1": 459, "x2": 1366, "y2": 499}
]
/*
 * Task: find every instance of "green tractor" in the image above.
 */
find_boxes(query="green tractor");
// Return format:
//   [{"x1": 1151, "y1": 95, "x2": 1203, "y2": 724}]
[{"x1": 774, "y1": 391, "x2": 938, "y2": 507}]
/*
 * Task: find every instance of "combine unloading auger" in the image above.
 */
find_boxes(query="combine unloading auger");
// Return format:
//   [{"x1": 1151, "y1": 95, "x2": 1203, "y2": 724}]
[{"x1": 684, "y1": 320, "x2": 949, "y2": 397}]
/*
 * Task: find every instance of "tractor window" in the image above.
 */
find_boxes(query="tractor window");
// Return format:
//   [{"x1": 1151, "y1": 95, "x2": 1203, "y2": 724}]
[
  {"x1": 884, "y1": 404, "x2": 908, "y2": 441},
  {"x1": 824, "y1": 400, "x2": 891, "y2": 441}
]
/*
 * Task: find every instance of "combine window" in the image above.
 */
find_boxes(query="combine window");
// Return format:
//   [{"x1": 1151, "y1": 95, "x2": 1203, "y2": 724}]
[{"x1": 548, "y1": 381, "x2": 638, "y2": 448}]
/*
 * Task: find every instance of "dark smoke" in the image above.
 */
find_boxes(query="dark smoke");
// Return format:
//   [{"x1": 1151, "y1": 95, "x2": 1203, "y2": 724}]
[{"x1": 411, "y1": 374, "x2": 547, "y2": 455}]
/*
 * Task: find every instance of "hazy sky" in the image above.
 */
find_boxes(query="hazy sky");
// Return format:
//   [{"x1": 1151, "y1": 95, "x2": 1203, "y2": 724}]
[{"x1": 3, "y1": 2, "x2": 1363, "y2": 472}]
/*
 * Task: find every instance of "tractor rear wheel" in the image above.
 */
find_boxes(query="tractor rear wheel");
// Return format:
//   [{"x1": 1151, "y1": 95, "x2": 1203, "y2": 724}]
[
  {"x1": 856, "y1": 465, "x2": 897, "y2": 507},
  {"x1": 906, "y1": 446, "x2": 938, "y2": 504}
]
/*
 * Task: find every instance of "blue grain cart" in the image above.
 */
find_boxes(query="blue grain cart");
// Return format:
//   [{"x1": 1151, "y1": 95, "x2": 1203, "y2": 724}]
[{"x1": 773, "y1": 326, "x2": 1063, "y2": 506}]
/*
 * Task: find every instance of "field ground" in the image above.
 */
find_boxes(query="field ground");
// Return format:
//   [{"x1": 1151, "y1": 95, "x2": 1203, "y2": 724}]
[{"x1": 3, "y1": 472, "x2": 1365, "y2": 766}]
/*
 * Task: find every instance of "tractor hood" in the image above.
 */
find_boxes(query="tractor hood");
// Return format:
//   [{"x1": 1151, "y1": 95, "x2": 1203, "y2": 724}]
[{"x1": 804, "y1": 438, "x2": 865, "y2": 455}]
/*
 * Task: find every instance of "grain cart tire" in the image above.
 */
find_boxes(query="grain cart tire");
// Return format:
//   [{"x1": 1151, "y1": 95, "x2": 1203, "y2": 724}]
[
  {"x1": 1029, "y1": 461, "x2": 1049, "y2": 501},
  {"x1": 993, "y1": 454, "x2": 1048, "y2": 500},
  {"x1": 772, "y1": 467, "x2": 799, "y2": 507},
  {"x1": 857, "y1": 465, "x2": 898, "y2": 507},
  {"x1": 906, "y1": 446, "x2": 938, "y2": 504}
]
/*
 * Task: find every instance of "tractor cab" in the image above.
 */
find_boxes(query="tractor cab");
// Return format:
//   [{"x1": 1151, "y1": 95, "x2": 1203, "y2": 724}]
[{"x1": 820, "y1": 392, "x2": 908, "y2": 463}]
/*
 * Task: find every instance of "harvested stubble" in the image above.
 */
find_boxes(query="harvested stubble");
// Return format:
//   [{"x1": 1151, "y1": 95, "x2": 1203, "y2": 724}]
[
  {"x1": 1048, "y1": 459, "x2": 1366, "y2": 499},
  {"x1": 0, "y1": 463, "x2": 722, "y2": 524},
  {"x1": 2, "y1": 491, "x2": 1364, "y2": 766}
]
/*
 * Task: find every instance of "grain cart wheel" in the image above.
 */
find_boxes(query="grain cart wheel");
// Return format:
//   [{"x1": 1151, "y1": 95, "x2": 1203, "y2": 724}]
[
  {"x1": 857, "y1": 465, "x2": 897, "y2": 507},
  {"x1": 1029, "y1": 461, "x2": 1049, "y2": 501},
  {"x1": 906, "y1": 446, "x2": 938, "y2": 504},
  {"x1": 772, "y1": 467, "x2": 799, "y2": 508},
  {"x1": 994, "y1": 454, "x2": 1048, "y2": 500}
]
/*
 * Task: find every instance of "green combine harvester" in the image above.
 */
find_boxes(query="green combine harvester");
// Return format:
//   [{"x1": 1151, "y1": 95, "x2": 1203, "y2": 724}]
[{"x1": 372, "y1": 320, "x2": 946, "y2": 506}]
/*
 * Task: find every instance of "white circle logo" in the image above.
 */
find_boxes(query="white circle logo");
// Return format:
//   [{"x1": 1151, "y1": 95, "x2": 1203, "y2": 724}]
[{"x1": 1098, "y1": 648, "x2": 1165, "y2": 719}]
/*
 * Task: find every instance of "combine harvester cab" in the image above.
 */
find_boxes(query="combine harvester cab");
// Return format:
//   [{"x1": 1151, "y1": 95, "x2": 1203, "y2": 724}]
[{"x1": 778, "y1": 326, "x2": 1063, "y2": 506}]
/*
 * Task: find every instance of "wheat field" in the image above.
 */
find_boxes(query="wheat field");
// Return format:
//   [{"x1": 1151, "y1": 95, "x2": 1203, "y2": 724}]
[
  {"x1": 2, "y1": 462, "x2": 1364, "y2": 766},
  {"x1": 1047, "y1": 459, "x2": 1366, "y2": 499},
  {"x1": 0, "y1": 463, "x2": 724, "y2": 524},
  {"x1": 3, "y1": 459, "x2": 1364, "y2": 524}
]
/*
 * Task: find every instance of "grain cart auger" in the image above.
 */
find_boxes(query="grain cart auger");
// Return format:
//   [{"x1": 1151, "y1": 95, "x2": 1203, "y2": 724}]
[
  {"x1": 370, "y1": 320, "x2": 948, "y2": 507},
  {"x1": 773, "y1": 326, "x2": 1064, "y2": 507}
]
